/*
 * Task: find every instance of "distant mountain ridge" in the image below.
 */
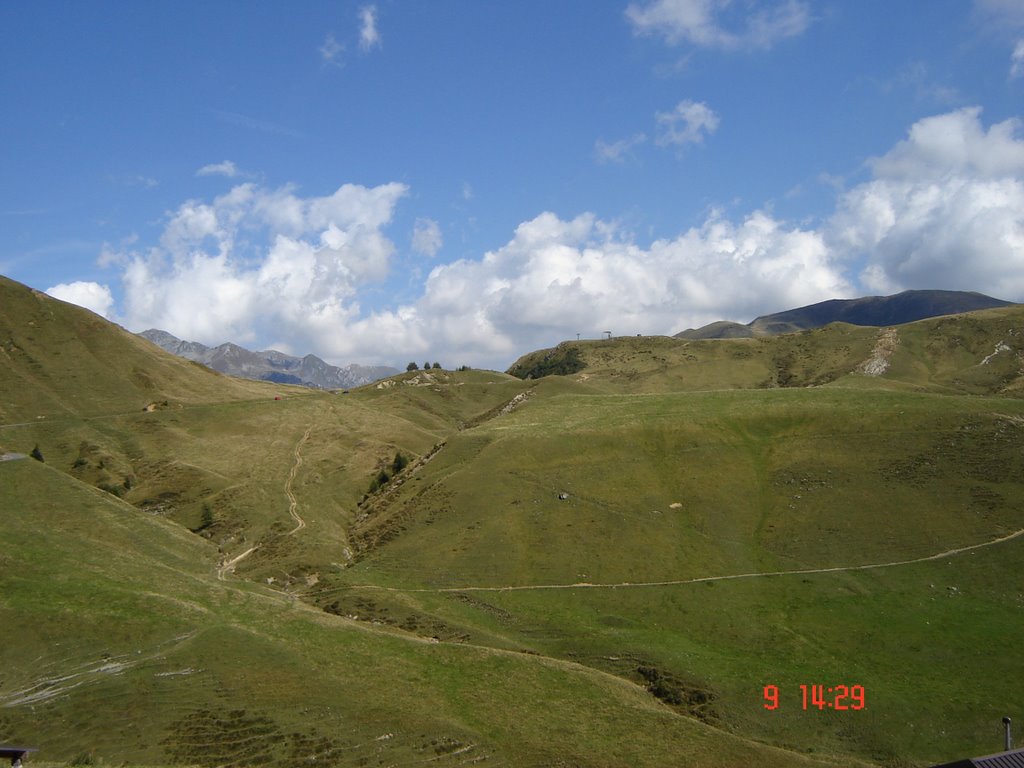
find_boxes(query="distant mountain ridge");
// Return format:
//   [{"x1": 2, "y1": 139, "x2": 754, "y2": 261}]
[
  {"x1": 675, "y1": 289, "x2": 1015, "y2": 339},
  {"x1": 139, "y1": 329, "x2": 398, "y2": 389}
]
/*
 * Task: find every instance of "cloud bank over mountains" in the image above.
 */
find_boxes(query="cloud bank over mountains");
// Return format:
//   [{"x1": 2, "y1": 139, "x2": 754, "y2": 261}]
[
  {"x1": 832, "y1": 108, "x2": 1024, "y2": 299},
  {"x1": 50, "y1": 107, "x2": 1024, "y2": 370}
]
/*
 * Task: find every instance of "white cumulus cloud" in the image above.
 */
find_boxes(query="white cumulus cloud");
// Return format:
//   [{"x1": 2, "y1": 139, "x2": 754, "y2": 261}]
[
  {"x1": 829, "y1": 107, "x2": 1024, "y2": 298},
  {"x1": 382, "y1": 208, "x2": 850, "y2": 365},
  {"x1": 46, "y1": 281, "x2": 114, "y2": 318},
  {"x1": 867, "y1": 107, "x2": 1024, "y2": 180},
  {"x1": 112, "y1": 182, "x2": 408, "y2": 353},
  {"x1": 626, "y1": 0, "x2": 811, "y2": 51}
]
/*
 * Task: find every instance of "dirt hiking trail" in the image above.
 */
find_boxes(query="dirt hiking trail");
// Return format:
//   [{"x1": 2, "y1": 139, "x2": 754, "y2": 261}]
[
  {"x1": 217, "y1": 425, "x2": 313, "y2": 580},
  {"x1": 345, "y1": 527, "x2": 1024, "y2": 594},
  {"x1": 285, "y1": 425, "x2": 312, "y2": 535}
]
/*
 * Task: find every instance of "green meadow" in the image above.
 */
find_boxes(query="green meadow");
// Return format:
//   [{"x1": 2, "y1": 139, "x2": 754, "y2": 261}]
[{"x1": 3, "y1": 276, "x2": 1024, "y2": 766}]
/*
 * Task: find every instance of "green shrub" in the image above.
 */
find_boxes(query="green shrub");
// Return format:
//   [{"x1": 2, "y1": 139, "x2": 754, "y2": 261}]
[
  {"x1": 508, "y1": 345, "x2": 585, "y2": 379},
  {"x1": 368, "y1": 467, "x2": 391, "y2": 494},
  {"x1": 98, "y1": 483, "x2": 123, "y2": 498}
]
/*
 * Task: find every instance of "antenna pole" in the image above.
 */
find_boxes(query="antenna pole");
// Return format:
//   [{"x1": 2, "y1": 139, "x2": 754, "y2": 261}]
[{"x1": 1004, "y1": 717, "x2": 1013, "y2": 751}]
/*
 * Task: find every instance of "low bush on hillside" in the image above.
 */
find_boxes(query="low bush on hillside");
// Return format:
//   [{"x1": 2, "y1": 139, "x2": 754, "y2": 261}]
[
  {"x1": 636, "y1": 665, "x2": 717, "y2": 722},
  {"x1": 97, "y1": 482, "x2": 124, "y2": 498},
  {"x1": 508, "y1": 344, "x2": 586, "y2": 379}
]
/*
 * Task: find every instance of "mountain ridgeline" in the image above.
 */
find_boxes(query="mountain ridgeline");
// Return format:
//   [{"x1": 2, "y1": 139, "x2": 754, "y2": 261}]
[
  {"x1": 508, "y1": 289, "x2": 1021, "y2": 390},
  {"x1": 3, "y1": 272, "x2": 1024, "y2": 768},
  {"x1": 674, "y1": 289, "x2": 1013, "y2": 339},
  {"x1": 140, "y1": 329, "x2": 398, "y2": 389}
]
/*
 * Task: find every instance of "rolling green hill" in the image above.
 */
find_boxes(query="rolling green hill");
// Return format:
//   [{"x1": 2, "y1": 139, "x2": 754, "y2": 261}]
[
  {"x1": 508, "y1": 304, "x2": 1024, "y2": 396},
  {"x1": 3, "y1": 274, "x2": 1024, "y2": 767}
]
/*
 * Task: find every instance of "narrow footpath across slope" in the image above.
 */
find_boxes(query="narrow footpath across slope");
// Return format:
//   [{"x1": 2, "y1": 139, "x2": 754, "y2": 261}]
[{"x1": 343, "y1": 527, "x2": 1024, "y2": 594}]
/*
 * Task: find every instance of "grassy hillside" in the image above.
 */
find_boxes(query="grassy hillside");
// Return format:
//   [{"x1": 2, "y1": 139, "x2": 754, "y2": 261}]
[
  {"x1": 0, "y1": 276, "x2": 281, "y2": 423},
  {"x1": 330, "y1": 384, "x2": 1024, "y2": 765},
  {"x1": 0, "y1": 411, "x2": 856, "y2": 765},
  {"x1": 1, "y1": 434, "x2": 854, "y2": 768},
  {"x1": 3, "y1": 274, "x2": 1024, "y2": 766},
  {"x1": 508, "y1": 304, "x2": 1024, "y2": 396}
]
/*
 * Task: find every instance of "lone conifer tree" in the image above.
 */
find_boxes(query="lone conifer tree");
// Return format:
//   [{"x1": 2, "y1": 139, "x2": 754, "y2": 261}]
[{"x1": 391, "y1": 451, "x2": 408, "y2": 473}]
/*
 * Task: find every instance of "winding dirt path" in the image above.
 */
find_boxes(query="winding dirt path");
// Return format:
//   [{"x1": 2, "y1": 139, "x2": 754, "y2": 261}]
[
  {"x1": 217, "y1": 425, "x2": 313, "y2": 580},
  {"x1": 285, "y1": 425, "x2": 312, "y2": 535},
  {"x1": 345, "y1": 527, "x2": 1024, "y2": 594}
]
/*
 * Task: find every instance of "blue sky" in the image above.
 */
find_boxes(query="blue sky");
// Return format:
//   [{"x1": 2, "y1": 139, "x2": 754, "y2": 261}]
[{"x1": 2, "y1": 1, "x2": 1023, "y2": 370}]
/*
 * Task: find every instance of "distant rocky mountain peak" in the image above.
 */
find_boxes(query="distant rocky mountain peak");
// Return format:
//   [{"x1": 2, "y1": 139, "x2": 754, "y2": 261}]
[{"x1": 138, "y1": 330, "x2": 398, "y2": 389}]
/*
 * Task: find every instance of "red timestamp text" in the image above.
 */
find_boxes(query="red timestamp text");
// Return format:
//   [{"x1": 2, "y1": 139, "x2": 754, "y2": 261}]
[{"x1": 763, "y1": 684, "x2": 866, "y2": 711}]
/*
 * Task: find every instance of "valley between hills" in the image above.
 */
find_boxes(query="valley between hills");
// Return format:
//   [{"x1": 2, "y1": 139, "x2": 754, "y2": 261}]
[{"x1": 2, "y1": 274, "x2": 1024, "y2": 767}]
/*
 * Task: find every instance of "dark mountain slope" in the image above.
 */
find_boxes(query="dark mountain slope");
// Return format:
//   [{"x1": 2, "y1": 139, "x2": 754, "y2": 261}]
[{"x1": 676, "y1": 289, "x2": 1014, "y2": 339}]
